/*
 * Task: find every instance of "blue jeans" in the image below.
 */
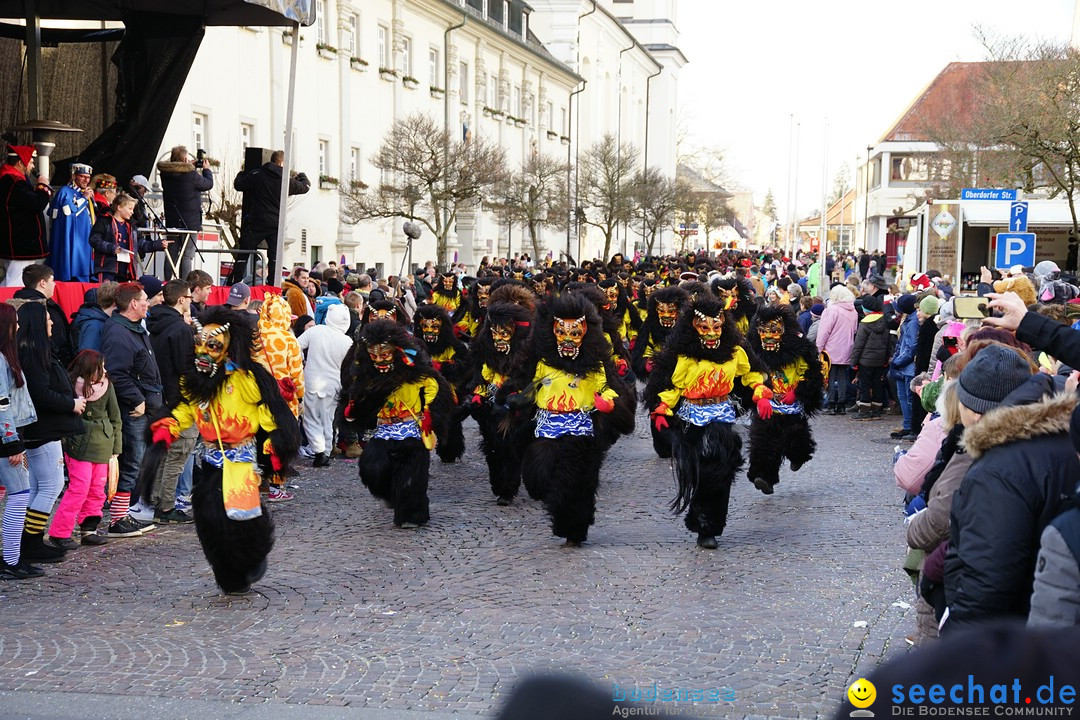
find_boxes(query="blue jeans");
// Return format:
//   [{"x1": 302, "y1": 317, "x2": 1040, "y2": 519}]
[
  {"x1": 896, "y1": 377, "x2": 914, "y2": 432},
  {"x1": 26, "y1": 440, "x2": 64, "y2": 513},
  {"x1": 176, "y1": 451, "x2": 194, "y2": 501},
  {"x1": 0, "y1": 453, "x2": 30, "y2": 493},
  {"x1": 119, "y1": 414, "x2": 148, "y2": 494},
  {"x1": 828, "y1": 364, "x2": 850, "y2": 406}
]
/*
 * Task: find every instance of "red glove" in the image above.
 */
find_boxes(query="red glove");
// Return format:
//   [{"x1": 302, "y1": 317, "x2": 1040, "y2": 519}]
[
  {"x1": 756, "y1": 397, "x2": 773, "y2": 420},
  {"x1": 645, "y1": 359, "x2": 655, "y2": 373},
  {"x1": 650, "y1": 402, "x2": 670, "y2": 432},
  {"x1": 470, "y1": 394, "x2": 484, "y2": 406},
  {"x1": 344, "y1": 401, "x2": 355, "y2": 421},
  {"x1": 151, "y1": 418, "x2": 178, "y2": 448},
  {"x1": 616, "y1": 358, "x2": 629, "y2": 375},
  {"x1": 278, "y1": 377, "x2": 297, "y2": 403},
  {"x1": 593, "y1": 393, "x2": 615, "y2": 413},
  {"x1": 781, "y1": 389, "x2": 797, "y2": 405},
  {"x1": 264, "y1": 440, "x2": 284, "y2": 471},
  {"x1": 420, "y1": 408, "x2": 433, "y2": 436}
]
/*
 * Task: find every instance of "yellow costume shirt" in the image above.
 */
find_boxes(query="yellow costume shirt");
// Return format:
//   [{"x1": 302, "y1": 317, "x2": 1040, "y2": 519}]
[
  {"x1": 656, "y1": 346, "x2": 766, "y2": 412},
  {"x1": 533, "y1": 361, "x2": 617, "y2": 412}
]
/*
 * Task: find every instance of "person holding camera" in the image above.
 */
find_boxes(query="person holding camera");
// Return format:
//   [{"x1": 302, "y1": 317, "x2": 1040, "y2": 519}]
[
  {"x1": 156, "y1": 145, "x2": 213, "y2": 280},
  {"x1": 230, "y1": 150, "x2": 310, "y2": 285}
]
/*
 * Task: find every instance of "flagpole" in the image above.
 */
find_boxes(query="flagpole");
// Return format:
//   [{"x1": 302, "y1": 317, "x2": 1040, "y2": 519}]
[{"x1": 819, "y1": 117, "x2": 829, "y2": 292}]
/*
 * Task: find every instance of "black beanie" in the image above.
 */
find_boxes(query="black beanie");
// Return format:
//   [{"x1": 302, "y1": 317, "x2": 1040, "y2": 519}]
[{"x1": 957, "y1": 345, "x2": 1032, "y2": 415}]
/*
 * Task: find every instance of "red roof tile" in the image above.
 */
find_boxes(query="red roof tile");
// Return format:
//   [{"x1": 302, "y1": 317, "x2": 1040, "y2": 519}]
[{"x1": 880, "y1": 62, "x2": 990, "y2": 143}]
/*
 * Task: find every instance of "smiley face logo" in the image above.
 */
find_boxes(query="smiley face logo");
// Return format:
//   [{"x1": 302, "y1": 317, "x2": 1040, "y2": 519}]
[{"x1": 847, "y1": 678, "x2": 876, "y2": 709}]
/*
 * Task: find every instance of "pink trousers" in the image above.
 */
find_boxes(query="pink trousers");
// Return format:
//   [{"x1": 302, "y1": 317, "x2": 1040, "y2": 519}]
[{"x1": 50, "y1": 455, "x2": 108, "y2": 539}]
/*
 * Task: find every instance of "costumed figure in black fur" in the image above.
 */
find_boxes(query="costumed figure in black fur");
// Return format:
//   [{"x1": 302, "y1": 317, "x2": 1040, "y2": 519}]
[
  {"x1": 745, "y1": 304, "x2": 825, "y2": 495},
  {"x1": 632, "y1": 278, "x2": 658, "y2": 327},
  {"x1": 361, "y1": 297, "x2": 411, "y2": 332},
  {"x1": 508, "y1": 293, "x2": 635, "y2": 546},
  {"x1": 465, "y1": 301, "x2": 534, "y2": 504},
  {"x1": 139, "y1": 308, "x2": 300, "y2": 593},
  {"x1": 429, "y1": 272, "x2": 463, "y2": 316},
  {"x1": 413, "y1": 304, "x2": 470, "y2": 463},
  {"x1": 342, "y1": 320, "x2": 454, "y2": 528},
  {"x1": 630, "y1": 285, "x2": 690, "y2": 459},
  {"x1": 643, "y1": 296, "x2": 772, "y2": 549},
  {"x1": 569, "y1": 283, "x2": 635, "y2": 386},
  {"x1": 711, "y1": 275, "x2": 757, "y2": 336},
  {"x1": 598, "y1": 278, "x2": 641, "y2": 350},
  {"x1": 452, "y1": 276, "x2": 493, "y2": 338}
]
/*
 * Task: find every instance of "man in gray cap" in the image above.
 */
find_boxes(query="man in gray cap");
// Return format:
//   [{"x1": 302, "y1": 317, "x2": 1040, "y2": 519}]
[
  {"x1": 945, "y1": 344, "x2": 1080, "y2": 631},
  {"x1": 127, "y1": 174, "x2": 154, "y2": 229}
]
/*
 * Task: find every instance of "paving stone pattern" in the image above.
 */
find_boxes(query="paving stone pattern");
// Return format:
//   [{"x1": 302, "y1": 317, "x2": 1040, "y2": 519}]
[{"x1": 0, "y1": 412, "x2": 914, "y2": 718}]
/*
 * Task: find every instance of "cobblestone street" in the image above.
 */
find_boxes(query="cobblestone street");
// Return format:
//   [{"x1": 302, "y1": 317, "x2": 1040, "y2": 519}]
[{"x1": 0, "y1": 411, "x2": 913, "y2": 719}]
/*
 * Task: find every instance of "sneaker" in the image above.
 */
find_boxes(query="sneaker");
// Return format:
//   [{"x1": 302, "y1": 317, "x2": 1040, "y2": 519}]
[
  {"x1": 108, "y1": 516, "x2": 152, "y2": 538},
  {"x1": 267, "y1": 487, "x2": 294, "y2": 503},
  {"x1": 130, "y1": 517, "x2": 157, "y2": 534},
  {"x1": 81, "y1": 533, "x2": 108, "y2": 546},
  {"x1": 156, "y1": 508, "x2": 194, "y2": 524},
  {"x1": 128, "y1": 502, "x2": 155, "y2": 523},
  {"x1": 902, "y1": 432, "x2": 918, "y2": 442},
  {"x1": 890, "y1": 429, "x2": 908, "y2": 439},
  {"x1": 0, "y1": 560, "x2": 45, "y2": 579},
  {"x1": 46, "y1": 535, "x2": 80, "y2": 552},
  {"x1": 174, "y1": 499, "x2": 192, "y2": 514}
]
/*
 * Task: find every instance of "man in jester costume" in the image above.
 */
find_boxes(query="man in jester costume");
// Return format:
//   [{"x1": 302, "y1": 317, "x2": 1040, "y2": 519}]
[
  {"x1": 644, "y1": 295, "x2": 772, "y2": 550},
  {"x1": 429, "y1": 271, "x2": 463, "y2": 315},
  {"x1": 745, "y1": 304, "x2": 825, "y2": 495},
  {"x1": 140, "y1": 307, "x2": 300, "y2": 594},
  {"x1": 342, "y1": 320, "x2": 454, "y2": 528},
  {"x1": 630, "y1": 285, "x2": 690, "y2": 459},
  {"x1": 466, "y1": 300, "x2": 534, "y2": 505},
  {"x1": 413, "y1": 303, "x2": 470, "y2": 463},
  {"x1": 508, "y1": 292, "x2": 635, "y2": 547},
  {"x1": 452, "y1": 276, "x2": 493, "y2": 339}
]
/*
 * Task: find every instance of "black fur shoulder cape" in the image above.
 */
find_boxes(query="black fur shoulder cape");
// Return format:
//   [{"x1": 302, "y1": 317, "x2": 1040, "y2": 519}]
[
  {"x1": 469, "y1": 301, "x2": 533, "y2": 388},
  {"x1": 631, "y1": 285, "x2": 689, "y2": 377},
  {"x1": 414, "y1": 304, "x2": 471, "y2": 393},
  {"x1": 748, "y1": 304, "x2": 824, "y2": 415}
]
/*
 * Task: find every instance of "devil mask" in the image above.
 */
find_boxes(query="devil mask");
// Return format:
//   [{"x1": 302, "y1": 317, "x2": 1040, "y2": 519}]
[
  {"x1": 490, "y1": 323, "x2": 514, "y2": 354},
  {"x1": 715, "y1": 286, "x2": 738, "y2": 311},
  {"x1": 657, "y1": 301, "x2": 679, "y2": 328},
  {"x1": 419, "y1": 317, "x2": 441, "y2": 344},
  {"x1": 476, "y1": 284, "x2": 491, "y2": 308},
  {"x1": 366, "y1": 342, "x2": 395, "y2": 373},
  {"x1": 194, "y1": 321, "x2": 231, "y2": 376},
  {"x1": 692, "y1": 310, "x2": 724, "y2": 350},
  {"x1": 757, "y1": 317, "x2": 784, "y2": 352},
  {"x1": 554, "y1": 316, "x2": 586, "y2": 359}
]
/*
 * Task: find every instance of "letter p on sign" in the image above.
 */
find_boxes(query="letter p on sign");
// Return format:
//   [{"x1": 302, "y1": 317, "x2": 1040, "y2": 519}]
[{"x1": 995, "y1": 232, "x2": 1036, "y2": 269}]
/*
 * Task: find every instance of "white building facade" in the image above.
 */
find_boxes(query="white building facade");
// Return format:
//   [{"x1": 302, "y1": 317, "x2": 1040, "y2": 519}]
[{"x1": 154, "y1": 0, "x2": 681, "y2": 279}]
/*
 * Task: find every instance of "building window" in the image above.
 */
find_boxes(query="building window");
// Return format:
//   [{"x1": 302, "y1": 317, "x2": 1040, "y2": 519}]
[
  {"x1": 398, "y1": 36, "x2": 412, "y2": 76},
  {"x1": 318, "y1": 138, "x2": 329, "y2": 176},
  {"x1": 522, "y1": 11, "x2": 529, "y2": 37},
  {"x1": 192, "y1": 111, "x2": 209, "y2": 151},
  {"x1": 502, "y1": 0, "x2": 509, "y2": 29},
  {"x1": 240, "y1": 122, "x2": 253, "y2": 150},
  {"x1": 316, "y1": 0, "x2": 327, "y2": 45},
  {"x1": 346, "y1": 13, "x2": 358, "y2": 56},
  {"x1": 459, "y1": 61, "x2": 469, "y2": 104},
  {"x1": 560, "y1": 106, "x2": 567, "y2": 134},
  {"x1": 546, "y1": 101, "x2": 553, "y2": 129},
  {"x1": 488, "y1": 75, "x2": 497, "y2": 107},
  {"x1": 429, "y1": 47, "x2": 440, "y2": 87},
  {"x1": 528, "y1": 94, "x2": 535, "y2": 126},
  {"x1": 350, "y1": 146, "x2": 362, "y2": 182},
  {"x1": 378, "y1": 25, "x2": 389, "y2": 69},
  {"x1": 513, "y1": 85, "x2": 522, "y2": 117}
]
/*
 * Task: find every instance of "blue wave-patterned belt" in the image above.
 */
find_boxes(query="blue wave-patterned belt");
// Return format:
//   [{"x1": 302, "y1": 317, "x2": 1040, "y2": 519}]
[
  {"x1": 202, "y1": 441, "x2": 257, "y2": 469},
  {"x1": 677, "y1": 400, "x2": 736, "y2": 426},
  {"x1": 534, "y1": 409, "x2": 594, "y2": 438},
  {"x1": 769, "y1": 400, "x2": 804, "y2": 415},
  {"x1": 373, "y1": 419, "x2": 421, "y2": 441}
]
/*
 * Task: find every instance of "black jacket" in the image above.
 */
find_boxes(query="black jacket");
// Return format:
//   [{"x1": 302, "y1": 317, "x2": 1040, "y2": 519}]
[
  {"x1": 88, "y1": 212, "x2": 166, "y2": 281},
  {"x1": 0, "y1": 167, "x2": 50, "y2": 260},
  {"x1": 147, "y1": 304, "x2": 195, "y2": 407},
  {"x1": 13, "y1": 287, "x2": 74, "y2": 367},
  {"x1": 234, "y1": 162, "x2": 310, "y2": 233},
  {"x1": 914, "y1": 316, "x2": 939, "y2": 375},
  {"x1": 157, "y1": 160, "x2": 213, "y2": 231},
  {"x1": 945, "y1": 389, "x2": 1080, "y2": 631},
  {"x1": 18, "y1": 350, "x2": 81, "y2": 445},
  {"x1": 848, "y1": 313, "x2": 892, "y2": 367},
  {"x1": 102, "y1": 313, "x2": 164, "y2": 411},
  {"x1": 1017, "y1": 311, "x2": 1080, "y2": 371}
]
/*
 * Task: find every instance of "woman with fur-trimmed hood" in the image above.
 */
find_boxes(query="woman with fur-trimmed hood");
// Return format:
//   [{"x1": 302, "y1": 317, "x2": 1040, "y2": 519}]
[
  {"x1": 413, "y1": 304, "x2": 470, "y2": 463},
  {"x1": 140, "y1": 307, "x2": 300, "y2": 594},
  {"x1": 465, "y1": 301, "x2": 534, "y2": 504},
  {"x1": 644, "y1": 295, "x2": 772, "y2": 549},
  {"x1": 341, "y1": 320, "x2": 454, "y2": 528},
  {"x1": 745, "y1": 304, "x2": 825, "y2": 495},
  {"x1": 506, "y1": 292, "x2": 635, "y2": 546}
]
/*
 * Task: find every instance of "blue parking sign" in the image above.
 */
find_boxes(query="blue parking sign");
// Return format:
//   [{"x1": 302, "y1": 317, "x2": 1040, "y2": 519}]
[{"x1": 995, "y1": 232, "x2": 1036, "y2": 269}]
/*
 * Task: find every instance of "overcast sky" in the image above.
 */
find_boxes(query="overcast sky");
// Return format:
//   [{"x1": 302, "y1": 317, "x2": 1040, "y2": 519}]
[{"x1": 678, "y1": 0, "x2": 1076, "y2": 221}]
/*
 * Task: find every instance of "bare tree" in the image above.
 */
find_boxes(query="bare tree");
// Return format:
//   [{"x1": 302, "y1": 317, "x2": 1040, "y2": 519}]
[
  {"x1": 579, "y1": 134, "x2": 639, "y2": 260},
  {"x1": 632, "y1": 167, "x2": 678, "y2": 256},
  {"x1": 491, "y1": 153, "x2": 570, "y2": 261},
  {"x1": 699, "y1": 193, "x2": 735, "y2": 248},
  {"x1": 670, "y1": 180, "x2": 702, "y2": 255},
  {"x1": 340, "y1": 113, "x2": 509, "y2": 267},
  {"x1": 921, "y1": 34, "x2": 1080, "y2": 233}
]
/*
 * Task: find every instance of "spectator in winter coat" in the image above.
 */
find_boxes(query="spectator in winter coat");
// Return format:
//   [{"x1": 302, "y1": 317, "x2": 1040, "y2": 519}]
[
  {"x1": 157, "y1": 145, "x2": 213, "y2": 280},
  {"x1": 0, "y1": 145, "x2": 50, "y2": 288},
  {"x1": 945, "y1": 347, "x2": 1079, "y2": 631},
  {"x1": 817, "y1": 286, "x2": 857, "y2": 414},
  {"x1": 849, "y1": 294, "x2": 892, "y2": 419},
  {"x1": 890, "y1": 294, "x2": 921, "y2": 439},
  {"x1": 297, "y1": 304, "x2": 352, "y2": 468},
  {"x1": 88, "y1": 193, "x2": 167, "y2": 283},
  {"x1": 13, "y1": 264, "x2": 74, "y2": 367},
  {"x1": 1027, "y1": 402, "x2": 1080, "y2": 628},
  {"x1": 71, "y1": 282, "x2": 118, "y2": 353}
]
